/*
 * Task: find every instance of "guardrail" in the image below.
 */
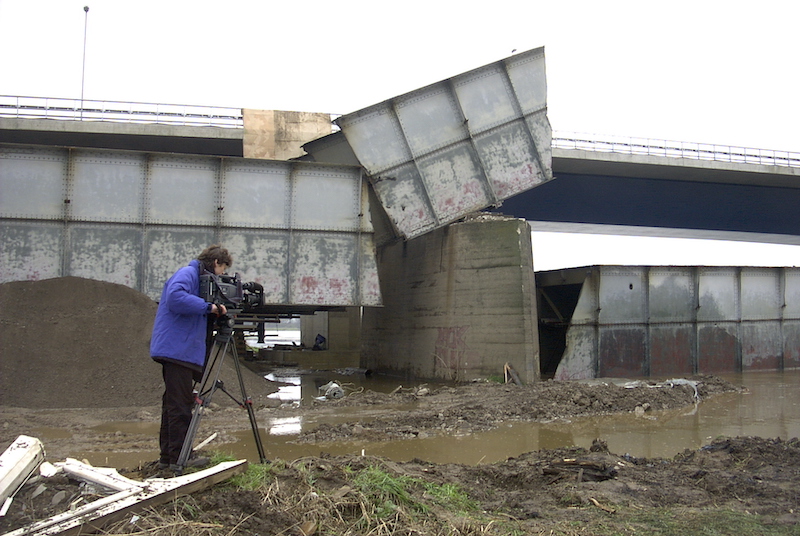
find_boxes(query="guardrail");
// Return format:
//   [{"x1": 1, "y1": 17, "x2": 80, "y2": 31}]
[
  {"x1": 0, "y1": 95, "x2": 243, "y2": 128},
  {"x1": 553, "y1": 131, "x2": 800, "y2": 169},
  {"x1": 2, "y1": 97, "x2": 797, "y2": 168}
]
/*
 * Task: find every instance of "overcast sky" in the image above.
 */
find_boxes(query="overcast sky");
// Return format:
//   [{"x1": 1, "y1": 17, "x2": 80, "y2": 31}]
[{"x1": 2, "y1": 0, "x2": 799, "y2": 269}]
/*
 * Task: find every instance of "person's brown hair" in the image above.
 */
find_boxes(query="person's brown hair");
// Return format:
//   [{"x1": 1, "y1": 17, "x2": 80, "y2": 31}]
[{"x1": 197, "y1": 244, "x2": 233, "y2": 272}]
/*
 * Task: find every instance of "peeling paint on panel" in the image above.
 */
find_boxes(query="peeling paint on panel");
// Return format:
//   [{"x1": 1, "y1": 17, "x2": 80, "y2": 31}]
[
  {"x1": 145, "y1": 230, "x2": 215, "y2": 298},
  {"x1": 0, "y1": 223, "x2": 62, "y2": 281},
  {"x1": 218, "y1": 230, "x2": 289, "y2": 304},
  {"x1": 337, "y1": 47, "x2": 552, "y2": 240},
  {"x1": 359, "y1": 235, "x2": 382, "y2": 306},
  {"x1": 372, "y1": 163, "x2": 435, "y2": 236},
  {"x1": 2, "y1": 144, "x2": 381, "y2": 306},
  {"x1": 475, "y1": 121, "x2": 542, "y2": 199},
  {"x1": 68, "y1": 225, "x2": 142, "y2": 288},
  {"x1": 290, "y1": 233, "x2": 357, "y2": 305},
  {"x1": 418, "y1": 144, "x2": 489, "y2": 222}
]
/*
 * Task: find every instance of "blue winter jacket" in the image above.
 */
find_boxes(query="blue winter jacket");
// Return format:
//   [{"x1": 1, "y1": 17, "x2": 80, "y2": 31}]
[{"x1": 150, "y1": 259, "x2": 212, "y2": 369}]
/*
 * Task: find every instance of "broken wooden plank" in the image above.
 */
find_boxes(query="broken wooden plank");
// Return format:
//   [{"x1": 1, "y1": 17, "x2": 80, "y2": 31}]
[
  {"x1": 55, "y1": 458, "x2": 145, "y2": 493},
  {"x1": 504, "y1": 363, "x2": 523, "y2": 386},
  {"x1": 1, "y1": 436, "x2": 45, "y2": 507},
  {"x1": 5, "y1": 459, "x2": 248, "y2": 536}
]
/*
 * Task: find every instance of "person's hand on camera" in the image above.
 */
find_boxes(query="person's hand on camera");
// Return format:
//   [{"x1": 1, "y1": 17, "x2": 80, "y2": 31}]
[{"x1": 210, "y1": 303, "x2": 227, "y2": 316}]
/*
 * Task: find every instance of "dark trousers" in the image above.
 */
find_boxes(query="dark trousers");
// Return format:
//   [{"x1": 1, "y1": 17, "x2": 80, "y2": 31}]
[{"x1": 159, "y1": 362, "x2": 197, "y2": 465}]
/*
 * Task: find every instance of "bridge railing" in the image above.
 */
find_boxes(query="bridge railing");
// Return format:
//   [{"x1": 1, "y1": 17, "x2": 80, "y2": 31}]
[
  {"x1": 0, "y1": 95, "x2": 243, "y2": 128},
  {"x1": 553, "y1": 131, "x2": 800, "y2": 169},
  {"x1": 3, "y1": 97, "x2": 798, "y2": 168}
]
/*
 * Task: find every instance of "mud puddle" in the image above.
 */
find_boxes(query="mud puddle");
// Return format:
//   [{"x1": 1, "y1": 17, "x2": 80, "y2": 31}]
[
  {"x1": 216, "y1": 371, "x2": 799, "y2": 464},
  {"x1": 60, "y1": 371, "x2": 800, "y2": 469}
]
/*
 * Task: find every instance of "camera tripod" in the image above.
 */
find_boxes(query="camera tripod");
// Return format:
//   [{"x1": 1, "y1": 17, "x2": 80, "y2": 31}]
[{"x1": 176, "y1": 312, "x2": 267, "y2": 472}]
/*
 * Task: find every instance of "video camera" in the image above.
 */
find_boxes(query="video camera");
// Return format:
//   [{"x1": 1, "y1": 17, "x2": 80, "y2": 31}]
[{"x1": 200, "y1": 272, "x2": 263, "y2": 312}]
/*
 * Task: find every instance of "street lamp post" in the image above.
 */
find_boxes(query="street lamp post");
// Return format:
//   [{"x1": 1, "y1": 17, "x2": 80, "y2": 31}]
[{"x1": 80, "y1": 5, "x2": 89, "y2": 119}]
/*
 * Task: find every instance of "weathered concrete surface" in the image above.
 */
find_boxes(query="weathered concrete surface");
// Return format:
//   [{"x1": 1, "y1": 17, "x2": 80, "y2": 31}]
[
  {"x1": 243, "y1": 109, "x2": 333, "y2": 160},
  {"x1": 361, "y1": 216, "x2": 540, "y2": 383}
]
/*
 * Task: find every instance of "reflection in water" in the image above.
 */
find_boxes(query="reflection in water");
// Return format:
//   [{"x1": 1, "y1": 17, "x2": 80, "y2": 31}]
[
  {"x1": 241, "y1": 371, "x2": 800, "y2": 464},
  {"x1": 268, "y1": 417, "x2": 302, "y2": 436},
  {"x1": 73, "y1": 371, "x2": 800, "y2": 468},
  {"x1": 266, "y1": 374, "x2": 302, "y2": 404}
]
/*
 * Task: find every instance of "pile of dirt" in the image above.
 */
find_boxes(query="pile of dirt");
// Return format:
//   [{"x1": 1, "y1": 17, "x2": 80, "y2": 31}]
[{"x1": 0, "y1": 277, "x2": 271, "y2": 409}]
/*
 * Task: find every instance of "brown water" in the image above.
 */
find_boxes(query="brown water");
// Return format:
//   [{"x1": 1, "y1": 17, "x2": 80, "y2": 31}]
[
  {"x1": 72, "y1": 371, "x2": 800, "y2": 467},
  {"x1": 218, "y1": 370, "x2": 800, "y2": 465}
]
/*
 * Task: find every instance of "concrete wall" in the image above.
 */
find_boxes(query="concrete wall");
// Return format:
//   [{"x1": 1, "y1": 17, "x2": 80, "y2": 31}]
[
  {"x1": 243, "y1": 109, "x2": 333, "y2": 160},
  {"x1": 361, "y1": 216, "x2": 540, "y2": 383}
]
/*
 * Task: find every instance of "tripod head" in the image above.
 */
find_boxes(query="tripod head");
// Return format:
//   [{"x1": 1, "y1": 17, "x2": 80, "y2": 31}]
[{"x1": 213, "y1": 311, "x2": 240, "y2": 329}]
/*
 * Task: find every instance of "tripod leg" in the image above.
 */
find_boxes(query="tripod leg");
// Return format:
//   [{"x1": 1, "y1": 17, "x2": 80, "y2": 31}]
[
  {"x1": 230, "y1": 343, "x2": 269, "y2": 463},
  {"x1": 176, "y1": 339, "x2": 227, "y2": 470}
]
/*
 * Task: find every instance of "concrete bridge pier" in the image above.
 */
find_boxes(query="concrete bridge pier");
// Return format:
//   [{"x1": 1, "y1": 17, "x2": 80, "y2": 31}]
[{"x1": 361, "y1": 215, "x2": 541, "y2": 384}]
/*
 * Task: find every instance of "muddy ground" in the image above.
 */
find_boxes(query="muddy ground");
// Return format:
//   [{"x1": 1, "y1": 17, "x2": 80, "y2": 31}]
[{"x1": 1, "y1": 277, "x2": 799, "y2": 535}]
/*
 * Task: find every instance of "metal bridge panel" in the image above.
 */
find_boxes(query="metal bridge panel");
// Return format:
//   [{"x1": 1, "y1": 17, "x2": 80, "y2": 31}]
[
  {"x1": 221, "y1": 160, "x2": 289, "y2": 229},
  {"x1": 67, "y1": 224, "x2": 143, "y2": 288},
  {"x1": 650, "y1": 324, "x2": 694, "y2": 376},
  {"x1": 784, "y1": 320, "x2": 800, "y2": 369},
  {"x1": 71, "y1": 151, "x2": 144, "y2": 222},
  {"x1": 741, "y1": 321, "x2": 782, "y2": 370},
  {"x1": 473, "y1": 119, "x2": 544, "y2": 199},
  {"x1": 1, "y1": 144, "x2": 381, "y2": 306},
  {"x1": 144, "y1": 229, "x2": 217, "y2": 299},
  {"x1": 371, "y1": 162, "x2": 435, "y2": 237},
  {"x1": 506, "y1": 52, "x2": 548, "y2": 114},
  {"x1": 148, "y1": 156, "x2": 217, "y2": 225},
  {"x1": 786, "y1": 270, "x2": 800, "y2": 318},
  {"x1": 0, "y1": 146, "x2": 64, "y2": 219},
  {"x1": 597, "y1": 267, "x2": 647, "y2": 323},
  {"x1": 0, "y1": 222, "x2": 62, "y2": 281},
  {"x1": 218, "y1": 230, "x2": 290, "y2": 304},
  {"x1": 291, "y1": 165, "x2": 363, "y2": 231},
  {"x1": 740, "y1": 268, "x2": 782, "y2": 320},
  {"x1": 697, "y1": 322, "x2": 739, "y2": 373},
  {"x1": 453, "y1": 65, "x2": 518, "y2": 132},
  {"x1": 395, "y1": 87, "x2": 466, "y2": 157},
  {"x1": 648, "y1": 267, "x2": 694, "y2": 322},
  {"x1": 336, "y1": 47, "x2": 552, "y2": 240},
  {"x1": 698, "y1": 268, "x2": 738, "y2": 321},
  {"x1": 416, "y1": 142, "x2": 492, "y2": 222},
  {"x1": 359, "y1": 234, "x2": 382, "y2": 306},
  {"x1": 598, "y1": 325, "x2": 646, "y2": 378},
  {"x1": 289, "y1": 233, "x2": 358, "y2": 305}
]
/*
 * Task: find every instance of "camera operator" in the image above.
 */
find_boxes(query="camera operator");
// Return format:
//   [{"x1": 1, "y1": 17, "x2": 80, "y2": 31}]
[{"x1": 150, "y1": 244, "x2": 231, "y2": 472}]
